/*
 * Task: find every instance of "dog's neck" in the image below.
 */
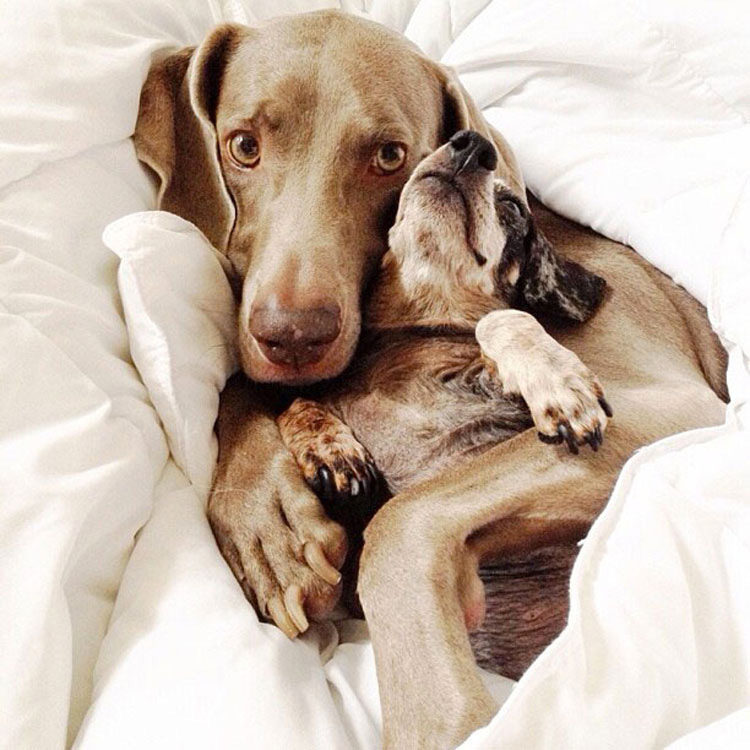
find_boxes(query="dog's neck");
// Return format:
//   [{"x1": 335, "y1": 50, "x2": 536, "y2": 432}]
[{"x1": 365, "y1": 254, "x2": 500, "y2": 333}]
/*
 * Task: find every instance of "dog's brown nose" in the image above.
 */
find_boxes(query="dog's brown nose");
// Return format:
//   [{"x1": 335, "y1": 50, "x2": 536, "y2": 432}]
[
  {"x1": 249, "y1": 304, "x2": 342, "y2": 368},
  {"x1": 449, "y1": 130, "x2": 497, "y2": 174}
]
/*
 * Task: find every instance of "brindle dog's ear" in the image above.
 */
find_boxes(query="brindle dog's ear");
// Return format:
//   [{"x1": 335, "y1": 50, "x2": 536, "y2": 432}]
[
  {"x1": 133, "y1": 24, "x2": 246, "y2": 251},
  {"x1": 495, "y1": 189, "x2": 607, "y2": 322},
  {"x1": 521, "y1": 220, "x2": 607, "y2": 322}
]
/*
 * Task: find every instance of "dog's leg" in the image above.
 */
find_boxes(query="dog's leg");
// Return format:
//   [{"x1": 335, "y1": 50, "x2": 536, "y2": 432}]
[
  {"x1": 208, "y1": 376, "x2": 349, "y2": 638},
  {"x1": 277, "y1": 397, "x2": 383, "y2": 529},
  {"x1": 359, "y1": 376, "x2": 720, "y2": 750},
  {"x1": 359, "y1": 430, "x2": 610, "y2": 750},
  {"x1": 476, "y1": 309, "x2": 612, "y2": 453}
]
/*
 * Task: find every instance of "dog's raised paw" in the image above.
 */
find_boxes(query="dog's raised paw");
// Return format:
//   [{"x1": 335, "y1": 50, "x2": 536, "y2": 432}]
[{"x1": 525, "y1": 352, "x2": 612, "y2": 454}]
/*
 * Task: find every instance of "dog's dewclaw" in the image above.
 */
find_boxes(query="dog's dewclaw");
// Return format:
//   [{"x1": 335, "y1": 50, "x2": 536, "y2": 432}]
[
  {"x1": 268, "y1": 595, "x2": 298, "y2": 639},
  {"x1": 284, "y1": 584, "x2": 309, "y2": 633},
  {"x1": 304, "y1": 541, "x2": 342, "y2": 586}
]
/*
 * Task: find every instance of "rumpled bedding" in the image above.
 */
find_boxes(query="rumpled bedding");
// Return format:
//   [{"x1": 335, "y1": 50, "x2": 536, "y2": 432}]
[{"x1": 1, "y1": 1, "x2": 748, "y2": 749}]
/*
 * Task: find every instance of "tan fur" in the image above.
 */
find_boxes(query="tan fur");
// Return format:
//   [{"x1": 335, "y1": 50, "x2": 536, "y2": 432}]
[
  {"x1": 134, "y1": 12, "x2": 517, "y2": 387},
  {"x1": 133, "y1": 12, "x2": 728, "y2": 750},
  {"x1": 135, "y1": 9, "x2": 518, "y2": 642}
]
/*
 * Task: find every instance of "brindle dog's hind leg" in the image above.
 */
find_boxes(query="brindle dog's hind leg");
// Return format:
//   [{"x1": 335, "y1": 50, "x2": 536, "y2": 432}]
[{"x1": 359, "y1": 378, "x2": 725, "y2": 750}]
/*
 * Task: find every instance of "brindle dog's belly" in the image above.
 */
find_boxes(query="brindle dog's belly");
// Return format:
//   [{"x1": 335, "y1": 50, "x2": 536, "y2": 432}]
[
  {"x1": 335, "y1": 385, "x2": 531, "y2": 495},
  {"x1": 312, "y1": 335, "x2": 572, "y2": 677},
  {"x1": 472, "y1": 544, "x2": 580, "y2": 679},
  {"x1": 322, "y1": 335, "x2": 532, "y2": 495}
]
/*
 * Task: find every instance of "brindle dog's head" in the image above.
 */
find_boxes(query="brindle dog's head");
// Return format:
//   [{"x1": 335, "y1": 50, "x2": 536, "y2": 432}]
[
  {"x1": 134, "y1": 11, "x2": 525, "y2": 385},
  {"x1": 378, "y1": 130, "x2": 606, "y2": 327}
]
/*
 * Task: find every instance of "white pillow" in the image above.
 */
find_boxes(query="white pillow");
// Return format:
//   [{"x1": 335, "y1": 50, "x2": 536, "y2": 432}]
[{"x1": 103, "y1": 211, "x2": 238, "y2": 493}]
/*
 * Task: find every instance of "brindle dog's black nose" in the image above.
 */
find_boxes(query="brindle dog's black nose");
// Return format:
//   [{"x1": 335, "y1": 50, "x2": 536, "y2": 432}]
[{"x1": 449, "y1": 130, "x2": 497, "y2": 174}]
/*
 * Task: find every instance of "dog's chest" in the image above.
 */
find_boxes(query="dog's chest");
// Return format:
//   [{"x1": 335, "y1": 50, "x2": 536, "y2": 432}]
[{"x1": 323, "y1": 336, "x2": 533, "y2": 494}]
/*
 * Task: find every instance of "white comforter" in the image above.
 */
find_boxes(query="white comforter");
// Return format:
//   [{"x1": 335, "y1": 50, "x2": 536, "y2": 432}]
[{"x1": 1, "y1": 1, "x2": 748, "y2": 749}]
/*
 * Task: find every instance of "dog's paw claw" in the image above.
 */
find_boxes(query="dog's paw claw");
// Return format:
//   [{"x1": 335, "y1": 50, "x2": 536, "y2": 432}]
[
  {"x1": 529, "y1": 362, "x2": 611, "y2": 454},
  {"x1": 283, "y1": 583, "x2": 309, "y2": 633},
  {"x1": 278, "y1": 398, "x2": 385, "y2": 528},
  {"x1": 303, "y1": 541, "x2": 341, "y2": 586},
  {"x1": 306, "y1": 453, "x2": 383, "y2": 527},
  {"x1": 537, "y1": 431, "x2": 561, "y2": 445},
  {"x1": 589, "y1": 424, "x2": 603, "y2": 451},
  {"x1": 316, "y1": 466, "x2": 335, "y2": 502}
]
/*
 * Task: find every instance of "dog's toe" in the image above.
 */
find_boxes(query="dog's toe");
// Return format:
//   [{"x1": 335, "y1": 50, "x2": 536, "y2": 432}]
[
  {"x1": 532, "y1": 372, "x2": 611, "y2": 454},
  {"x1": 308, "y1": 453, "x2": 383, "y2": 529}
]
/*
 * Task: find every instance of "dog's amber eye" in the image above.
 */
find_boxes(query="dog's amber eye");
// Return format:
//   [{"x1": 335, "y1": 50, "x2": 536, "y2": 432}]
[
  {"x1": 228, "y1": 132, "x2": 260, "y2": 168},
  {"x1": 371, "y1": 142, "x2": 407, "y2": 175}
]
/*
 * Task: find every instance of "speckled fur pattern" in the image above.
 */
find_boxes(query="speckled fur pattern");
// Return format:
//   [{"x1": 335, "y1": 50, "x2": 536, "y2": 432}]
[
  {"x1": 278, "y1": 397, "x2": 384, "y2": 532},
  {"x1": 477, "y1": 310, "x2": 611, "y2": 452},
  {"x1": 278, "y1": 142, "x2": 611, "y2": 510},
  {"x1": 275, "y1": 142, "x2": 727, "y2": 749}
]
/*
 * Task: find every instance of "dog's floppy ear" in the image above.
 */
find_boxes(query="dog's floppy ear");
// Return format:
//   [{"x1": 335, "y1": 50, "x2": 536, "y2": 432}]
[
  {"x1": 520, "y1": 220, "x2": 607, "y2": 322},
  {"x1": 496, "y1": 189, "x2": 607, "y2": 322},
  {"x1": 432, "y1": 63, "x2": 526, "y2": 199},
  {"x1": 133, "y1": 24, "x2": 245, "y2": 251}
]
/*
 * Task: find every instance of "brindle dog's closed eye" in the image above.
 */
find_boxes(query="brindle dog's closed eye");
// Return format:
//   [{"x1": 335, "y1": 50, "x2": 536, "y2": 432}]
[{"x1": 283, "y1": 134, "x2": 612, "y2": 487}]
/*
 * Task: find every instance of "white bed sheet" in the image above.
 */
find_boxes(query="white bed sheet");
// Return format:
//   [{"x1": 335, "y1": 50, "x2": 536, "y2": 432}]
[{"x1": 1, "y1": 1, "x2": 748, "y2": 749}]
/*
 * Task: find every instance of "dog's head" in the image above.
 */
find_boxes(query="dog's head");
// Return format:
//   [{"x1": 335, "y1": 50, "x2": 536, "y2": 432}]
[
  {"x1": 382, "y1": 131, "x2": 606, "y2": 326},
  {"x1": 134, "y1": 11, "x2": 526, "y2": 385}
]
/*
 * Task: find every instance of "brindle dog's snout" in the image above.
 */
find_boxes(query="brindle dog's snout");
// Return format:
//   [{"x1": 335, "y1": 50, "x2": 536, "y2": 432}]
[
  {"x1": 249, "y1": 304, "x2": 342, "y2": 368},
  {"x1": 449, "y1": 130, "x2": 498, "y2": 174}
]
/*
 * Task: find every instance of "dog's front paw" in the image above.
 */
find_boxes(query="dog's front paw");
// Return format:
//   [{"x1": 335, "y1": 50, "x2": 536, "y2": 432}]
[
  {"x1": 208, "y1": 471, "x2": 347, "y2": 640},
  {"x1": 303, "y1": 439, "x2": 382, "y2": 526},
  {"x1": 476, "y1": 310, "x2": 611, "y2": 454},
  {"x1": 278, "y1": 398, "x2": 383, "y2": 529},
  {"x1": 525, "y1": 350, "x2": 613, "y2": 454}
]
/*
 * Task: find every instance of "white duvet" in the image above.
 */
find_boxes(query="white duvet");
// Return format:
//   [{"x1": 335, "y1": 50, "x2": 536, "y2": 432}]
[{"x1": 1, "y1": 1, "x2": 748, "y2": 749}]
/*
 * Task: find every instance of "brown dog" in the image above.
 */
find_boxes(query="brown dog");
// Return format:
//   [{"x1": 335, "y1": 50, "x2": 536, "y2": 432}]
[
  {"x1": 276, "y1": 129, "x2": 613, "y2": 645},
  {"x1": 134, "y1": 11, "x2": 728, "y2": 750}
]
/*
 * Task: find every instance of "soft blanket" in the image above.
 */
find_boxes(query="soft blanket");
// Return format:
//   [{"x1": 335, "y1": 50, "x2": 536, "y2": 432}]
[{"x1": 1, "y1": 1, "x2": 748, "y2": 749}]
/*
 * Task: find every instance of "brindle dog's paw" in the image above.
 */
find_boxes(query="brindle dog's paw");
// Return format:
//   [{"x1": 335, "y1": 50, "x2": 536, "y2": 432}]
[
  {"x1": 278, "y1": 398, "x2": 383, "y2": 529},
  {"x1": 526, "y1": 351, "x2": 613, "y2": 454},
  {"x1": 476, "y1": 310, "x2": 611, "y2": 455},
  {"x1": 306, "y1": 448, "x2": 382, "y2": 522}
]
